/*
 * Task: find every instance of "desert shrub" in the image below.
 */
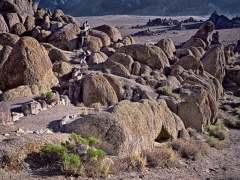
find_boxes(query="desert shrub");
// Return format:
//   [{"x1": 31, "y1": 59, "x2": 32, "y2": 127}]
[
  {"x1": 170, "y1": 139, "x2": 210, "y2": 161},
  {"x1": 204, "y1": 135, "x2": 226, "y2": 150},
  {"x1": 235, "y1": 108, "x2": 240, "y2": 115},
  {"x1": 144, "y1": 146, "x2": 179, "y2": 168},
  {"x1": 36, "y1": 91, "x2": 58, "y2": 104},
  {"x1": 226, "y1": 115, "x2": 240, "y2": 128},
  {"x1": 88, "y1": 137, "x2": 98, "y2": 147},
  {"x1": 90, "y1": 102, "x2": 102, "y2": 112},
  {"x1": 204, "y1": 123, "x2": 228, "y2": 140},
  {"x1": 87, "y1": 148, "x2": 106, "y2": 161},
  {"x1": 157, "y1": 86, "x2": 180, "y2": 100}
]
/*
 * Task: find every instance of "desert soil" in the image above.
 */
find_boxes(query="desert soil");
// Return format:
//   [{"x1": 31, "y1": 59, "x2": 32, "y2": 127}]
[{"x1": 1, "y1": 15, "x2": 240, "y2": 180}]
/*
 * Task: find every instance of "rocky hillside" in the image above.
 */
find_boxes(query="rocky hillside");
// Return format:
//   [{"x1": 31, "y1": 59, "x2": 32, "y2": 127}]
[{"x1": 34, "y1": 0, "x2": 240, "y2": 17}]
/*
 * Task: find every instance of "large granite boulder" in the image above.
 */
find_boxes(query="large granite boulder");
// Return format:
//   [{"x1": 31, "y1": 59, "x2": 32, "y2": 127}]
[
  {"x1": 0, "y1": 45, "x2": 12, "y2": 69},
  {"x1": 201, "y1": 45, "x2": 226, "y2": 83},
  {"x1": 64, "y1": 99, "x2": 186, "y2": 155},
  {"x1": 48, "y1": 23, "x2": 80, "y2": 51},
  {"x1": 48, "y1": 47, "x2": 70, "y2": 63},
  {"x1": 182, "y1": 38, "x2": 207, "y2": 50},
  {"x1": 155, "y1": 39, "x2": 176, "y2": 64},
  {"x1": 90, "y1": 29, "x2": 111, "y2": 47},
  {"x1": 108, "y1": 53, "x2": 134, "y2": 72},
  {"x1": 84, "y1": 35, "x2": 103, "y2": 53},
  {"x1": 0, "y1": 33, "x2": 19, "y2": 47},
  {"x1": 24, "y1": 16, "x2": 35, "y2": 32},
  {"x1": 10, "y1": 23, "x2": 26, "y2": 36},
  {"x1": 0, "y1": 37, "x2": 58, "y2": 93},
  {"x1": 116, "y1": 44, "x2": 170, "y2": 70},
  {"x1": 93, "y1": 24, "x2": 122, "y2": 42},
  {"x1": 82, "y1": 73, "x2": 118, "y2": 106},
  {"x1": 88, "y1": 52, "x2": 108, "y2": 65}
]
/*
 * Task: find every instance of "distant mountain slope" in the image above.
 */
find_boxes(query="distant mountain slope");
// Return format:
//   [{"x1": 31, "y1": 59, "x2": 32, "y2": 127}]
[{"x1": 33, "y1": 0, "x2": 240, "y2": 17}]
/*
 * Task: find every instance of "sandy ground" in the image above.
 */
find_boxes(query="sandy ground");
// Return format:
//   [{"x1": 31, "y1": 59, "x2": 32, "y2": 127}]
[{"x1": 1, "y1": 15, "x2": 240, "y2": 180}]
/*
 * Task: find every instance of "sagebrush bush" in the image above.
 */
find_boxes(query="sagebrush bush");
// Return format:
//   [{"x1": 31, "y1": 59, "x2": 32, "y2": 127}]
[
  {"x1": 204, "y1": 135, "x2": 226, "y2": 150},
  {"x1": 170, "y1": 139, "x2": 210, "y2": 160},
  {"x1": 129, "y1": 153, "x2": 147, "y2": 172},
  {"x1": 235, "y1": 108, "x2": 240, "y2": 115},
  {"x1": 157, "y1": 86, "x2": 180, "y2": 100},
  {"x1": 226, "y1": 116, "x2": 240, "y2": 128},
  {"x1": 204, "y1": 123, "x2": 228, "y2": 140}
]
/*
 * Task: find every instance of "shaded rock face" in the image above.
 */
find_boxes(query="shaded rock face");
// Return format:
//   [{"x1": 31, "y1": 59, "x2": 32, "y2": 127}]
[
  {"x1": 0, "y1": 37, "x2": 58, "y2": 93},
  {"x1": 64, "y1": 99, "x2": 186, "y2": 155},
  {"x1": 93, "y1": 24, "x2": 122, "y2": 42},
  {"x1": 90, "y1": 29, "x2": 111, "y2": 47},
  {"x1": 5, "y1": 13, "x2": 20, "y2": 30},
  {"x1": 48, "y1": 23, "x2": 80, "y2": 51},
  {"x1": 0, "y1": 14, "x2": 9, "y2": 32},
  {"x1": 0, "y1": 45, "x2": 12, "y2": 69},
  {"x1": 116, "y1": 44, "x2": 170, "y2": 70},
  {"x1": 82, "y1": 73, "x2": 118, "y2": 107},
  {"x1": 201, "y1": 45, "x2": 226, "y2": 83}
]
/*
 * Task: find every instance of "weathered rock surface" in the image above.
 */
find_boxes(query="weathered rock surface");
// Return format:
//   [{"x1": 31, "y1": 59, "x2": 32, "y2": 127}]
[
  {"x1": 4, "y1": 13, "x2": 20, "y2": 30},
  {"x1": 201, "y1": 45, "x2": 226, "y2": 83},
  {"x1": 84, "y1": 35, "x2": 103, "y2": 53},
  {"x1": 64, "y1": 99, "x2": 186, "y2": 155},
  {"x1": 0, "y1": 102, "x2": 12, "y2": 125},
  {"x1": 116, "y1": 44, "x2": 170, "y2": 70},
  {"x1": 0, "y1": 33, "x2": 19, "y2": 47},
  {"x1": 48, "y1": 47, "x2": 70, "y2": 63},
  {"x1": 0, "y1": 37, "x2": 58, "y2": 93},
  {"x1": 93, "y1": 24, "x2": 122, "y2": 42},
  {"x1": 155, "y1": 39, "x2": 176, "y2": 64},
  {"x1": 82, "y1": 73, "x2": 118, "y2": 106},
  {"x1": 90, "y1": 30, "x2": 111, "y2": 47},
  {"x1": 0, "y1": 14, "x2": 9, "y2": 33},
  {"x1": 108, "y1": 53, "x2": 134, "y2": 72},
  {"x1": 0, "y1": 45, "x2": 12, "y2": 69},
  {"x1": 88, "y1": 52, "x2": 108, "y2": 65}
]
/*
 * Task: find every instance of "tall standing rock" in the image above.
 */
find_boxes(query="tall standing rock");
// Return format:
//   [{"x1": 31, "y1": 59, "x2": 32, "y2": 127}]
[
  {"x1": 0, "y1": 37, "x2": 58, "y2": 93},
  {"x1": 192, "y1": 21, "x2": 214, "y2": 45},
  {"x1": 155, "y1": 39, "x2": 176, "y2": 64},
  {"x1": 201, "y1": 45, "x2": 226, "y2": 83}
]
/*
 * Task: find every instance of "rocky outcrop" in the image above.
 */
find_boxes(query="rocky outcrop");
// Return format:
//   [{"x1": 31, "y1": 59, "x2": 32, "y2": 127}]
[
  {"x1": 48, "y1": 47, "x2": 70, "y2": 63},
  {"x1": 108, "y1": 53, "x2": 134, "y2": 72},
  {"x1": 0, "y1": 45, "x2": 12, "y2": 69},
  {"x1": 93, "y1": 24, "x2": 122, "y2": 42},
  {"x1": 182, "y1": 38, "x2": 207, "y2": 50},
  {"x1": 88, "y1": 52, "x2": 108, "y2": 65},
  {"x1": 53, "y1": 62, "x2": 72, "y2": 78},
  {"x1": 84, "y1": 36, "x2": 103, "y2": 53},
  {"x1": 64, "y1": 99, "x2": 186, "y2": 155},
  {"x1": 4, "y1": 13, "x2": 20, "y2": 30},
  {"x1": 0, "y1": 37, "x2": 58, "y2": 93},
  {"x1": 82, "y1": 73, "x2": 118, "y2": 106},
  {"x1": 208, "y1": 11, "x2": 240, "y2": 29},
  {"x1": 201, "y1": 45, "x2": 226, "y2": 83},
  {"x1": 116, "y1": 44, "x2": 170, "y2": 70}
]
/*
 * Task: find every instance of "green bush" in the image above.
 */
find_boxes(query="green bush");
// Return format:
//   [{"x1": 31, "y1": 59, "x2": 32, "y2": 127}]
[
  {"x1": 204, "y1": 123, "x2": 228, "y2": 140},
  {"x1": 87, "y1": 148, "x2": 106, "y2": 161},
  {"x1": 157, "y1": 86, "x2": 180, "y2": 100},
  {"x1": 88, "y1": 137, "x2": 98, "y2": 147},
  {"x1": 64, "y1": 154, "x2": 81, "y2": 174},
  {"x1": 205, "y1": 135, "x2": 226, "y2": 150}
]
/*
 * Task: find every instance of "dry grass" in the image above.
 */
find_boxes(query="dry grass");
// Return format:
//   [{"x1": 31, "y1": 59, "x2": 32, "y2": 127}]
[
  {"x1": 129, "y1": 153, "x2": 147, "y2": 172},
  {"x1": 81, "y1": 109, "x2": 88, "y2": 116},
  {"x1": 226, "y1": 115, "x2": 240, "y2": 128},
  {"x1": 144, "y1": 146, "x2": 179, "y2": 168},
  {"x1": 90, "y1": 103, "x2": 102, "y2": 112},
  {"x1": 170, "y1": 139, "x2": 210, "y2": 161}
]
